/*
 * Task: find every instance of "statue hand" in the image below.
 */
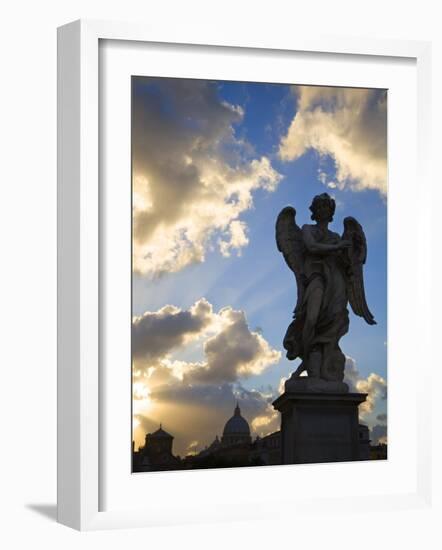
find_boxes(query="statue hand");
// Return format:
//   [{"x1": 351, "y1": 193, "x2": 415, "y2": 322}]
[{"x1": 337, "y1": 240, "x2": 352, "y2": 250}]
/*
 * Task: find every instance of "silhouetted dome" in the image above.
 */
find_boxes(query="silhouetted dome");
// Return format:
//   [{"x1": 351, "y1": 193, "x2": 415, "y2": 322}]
[
  {"x1": 223, "y1": 404, "x2": 250, "y2": 436},
  {"x1": 150, "y1": 425, "x2": 173, "y2": 439}
]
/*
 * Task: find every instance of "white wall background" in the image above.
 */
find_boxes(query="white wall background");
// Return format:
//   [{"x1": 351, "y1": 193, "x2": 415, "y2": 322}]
[{"x1": 0, "y1": 1, "x2": 440, "y2": 548}]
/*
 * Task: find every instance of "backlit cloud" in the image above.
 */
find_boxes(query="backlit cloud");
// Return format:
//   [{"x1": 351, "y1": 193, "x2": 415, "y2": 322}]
[
  {"x1": 191, "y1": 307, "x2": 281, "y2": 383},
  {"x1": 344, "y1": 356, "x2": 387, "y2": 418},
  {"x1": 371, "y1": 411, "x2": 387, "y2": 445},
  {"x1": 133, "y1": 299, "x2": 281, "y2": 382},
  {"x1": 132, "y1": 78, "x2": 282, "y2": 277},
  {"x1": 279, "y1": 86, "x2": 387, "y2": 195},
  {"x1": 370, "y1": 423, "x2": 387, "y2": 445},
  {"x1": 132, "y1": 298, "x2": 214, "y2": 361}
]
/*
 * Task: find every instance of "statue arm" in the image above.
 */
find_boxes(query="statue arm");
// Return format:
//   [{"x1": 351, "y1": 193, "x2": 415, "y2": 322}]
[{"x1": 302, "y1": 225, "x2": 347, "y2": 254}]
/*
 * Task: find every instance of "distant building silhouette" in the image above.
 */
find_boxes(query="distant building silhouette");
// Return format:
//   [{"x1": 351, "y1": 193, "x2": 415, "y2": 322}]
[
  {"x1": 132, "y1": 404, "x2": 385, "y2": 472},
  {"x1": 132, "y1": 424, "x2": 180, "y2": 472},
  {"x1": 369, "y1": 442, "x2": 387, "y2": 460},
  {"x1": 252, "y1": 430, "x2": 281, "y2": 465},
  {"x1": 221, "y1": 403, "x2": 252, "y2": 447},
  {"x1": 184, "y1": 403, "x2": 280, "y2": 469}
]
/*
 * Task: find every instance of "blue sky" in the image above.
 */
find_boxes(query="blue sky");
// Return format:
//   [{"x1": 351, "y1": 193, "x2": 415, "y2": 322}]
[{"x1": 131, "y1": 77, "x2": 387, "y2": 455}]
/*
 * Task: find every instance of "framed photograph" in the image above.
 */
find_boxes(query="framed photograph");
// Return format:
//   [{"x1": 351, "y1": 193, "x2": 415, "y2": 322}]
[{"x1": 57, "y1": 19, "x2": 432, "y2": 530}]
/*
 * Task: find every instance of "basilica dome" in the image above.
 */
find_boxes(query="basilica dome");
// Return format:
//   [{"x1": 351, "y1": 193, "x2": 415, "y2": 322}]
[{"x1": 221, "y1": 403, "x2": 251, "y2": 447}]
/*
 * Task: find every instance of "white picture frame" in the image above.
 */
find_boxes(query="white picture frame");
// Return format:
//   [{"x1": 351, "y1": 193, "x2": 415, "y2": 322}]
[{"x1": 57, "y1": 19, "x2": 432, "y2": 531}]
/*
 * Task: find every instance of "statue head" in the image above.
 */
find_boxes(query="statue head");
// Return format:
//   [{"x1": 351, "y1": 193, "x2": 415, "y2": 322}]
[{"x1": 309, "y1": 193, "x2": 336, "y2": 222}]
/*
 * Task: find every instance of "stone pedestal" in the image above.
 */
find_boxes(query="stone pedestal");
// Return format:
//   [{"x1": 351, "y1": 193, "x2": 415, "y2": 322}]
[{"x1": 272, "y1": 391, "x2": 367, "y2": 464}]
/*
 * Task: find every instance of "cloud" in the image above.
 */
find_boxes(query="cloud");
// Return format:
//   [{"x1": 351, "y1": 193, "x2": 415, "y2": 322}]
[
  {"x1": 371, "y1": 413, "x2": 387, "y2": 445},
  {"x1": 278, "y1": 376, "x2": 288, "y2": 394},
  {"x1": 132, "y1": 298, "x2": 214, "y2": 361},
  {"x1": 370, "y1": 423, "x2": 387, "y2": 445},
  {"x1": 132, "y1": 299, "x2": 282, "y2": 455},
  {"x1": 218, "y1": 220, "x2": 249, "y2": 257},
  {"x1": 279, "y1": 86, "x2": 387, "y2": 195},
  {"x1": 132, "y1": 78, "x2": 282, "y2": 277},
  {"x1": 185, "y1": 440, "x2": 199, "y2": 455},
  {"x1": 133, "y1": 299, "x2": 281, "y2": 383},
  {"x1": 251, "y1": 403, "x2": 279, "y2": 435},
  {"x1": 356, "y1": 373, "x2": 387, "y2": 416},
  {"x1": 191, "y1": 307, "x2": 281, "y2": 383},
  {"x1": 343, "y1": 355, "x2": 361, "y2": 390},
  {"x1": 344, "y1": 356, "x2": 387, "y2": 417}
]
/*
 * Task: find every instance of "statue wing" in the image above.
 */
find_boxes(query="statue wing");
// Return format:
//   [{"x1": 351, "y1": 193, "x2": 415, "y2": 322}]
[
  {"x1": 342, "y1": 217, "x2": 376, "y2": 325},
  {"x1": 276, "y1": 206, "x2": 305, "y2": 316}
]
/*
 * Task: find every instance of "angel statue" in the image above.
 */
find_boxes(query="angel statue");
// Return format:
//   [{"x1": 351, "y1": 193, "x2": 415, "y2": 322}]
[{"x1": 276, "y1": 193, "x2": 376, "y2": 392}]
